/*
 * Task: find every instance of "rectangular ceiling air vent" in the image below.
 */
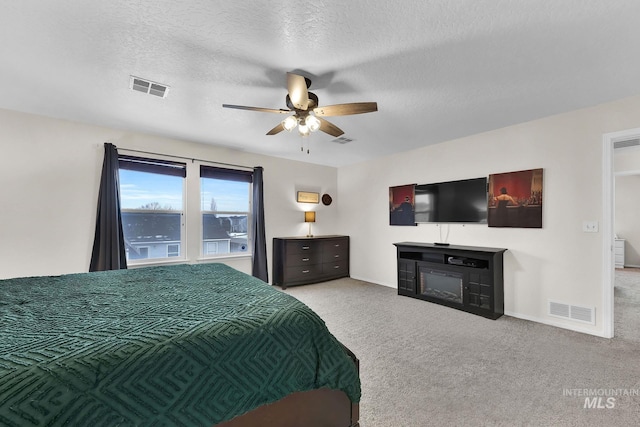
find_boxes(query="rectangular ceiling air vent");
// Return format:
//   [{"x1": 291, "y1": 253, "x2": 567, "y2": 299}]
[
  {"x1": 332, "y1": 136, "x2": 354, "y2": 144},
  {"x1": 548, "y1": 300, "x2": 595, "y2": 325},
  {"x1": 129, "y1": 76, "x2": 170, "y2": 98},
  {"x1": 613, "y1": 138, "x2": 640, "y2": 149}
]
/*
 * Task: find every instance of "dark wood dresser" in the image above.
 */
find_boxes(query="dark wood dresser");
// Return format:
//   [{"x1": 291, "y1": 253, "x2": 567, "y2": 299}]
[{"x1": 272, "y1": 235, "x2": 349, "y2": 289}]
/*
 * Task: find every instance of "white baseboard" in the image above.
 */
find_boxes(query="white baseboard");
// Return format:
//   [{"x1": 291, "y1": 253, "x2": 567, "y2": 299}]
[
  {"x1": 349, "y1": 275, "x2": 610, "y2": 338},
  {"x1": 349, "y1": 275, "x2": 395, "y2": 288},
  {"x1": 622, "y1": 264, "x2": 640, "y2": 269},
  {"x1": 503, "y1": 310, "x2": 609, "y2": 338}
]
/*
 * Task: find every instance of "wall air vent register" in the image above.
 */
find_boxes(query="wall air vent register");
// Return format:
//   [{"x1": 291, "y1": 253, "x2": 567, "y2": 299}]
[
  {"x1": 613, "y1": 138, "x2": 640, "y2": 149},
  {"x1": 548, "y1": 300, "x2": 595, "y2": 325}
]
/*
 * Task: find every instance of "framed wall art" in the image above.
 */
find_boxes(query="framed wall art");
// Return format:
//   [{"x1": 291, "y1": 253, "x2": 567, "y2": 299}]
[
  {"x1": 297, "y1": 191, "x2": 319, "y2": 204},
  {"x1": 488, "y1": 168, "x2": 543, "y2": 228},
  {"x1": 389, "y1": 184, "x2": 416, "y2": 226}
]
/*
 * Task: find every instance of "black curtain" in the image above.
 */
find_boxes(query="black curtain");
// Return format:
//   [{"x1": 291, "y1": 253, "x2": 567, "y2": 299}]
[
  {"x1": 252, "y1": 166, "x2": 268, "y2": 282},
  {"x1": 89, "y1": 143, "x2": 127, "y2": 271}
]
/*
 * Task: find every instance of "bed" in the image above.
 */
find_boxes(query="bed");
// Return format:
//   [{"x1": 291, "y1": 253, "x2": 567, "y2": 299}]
[{"x1": 0, "y1": 263, "x2": 360, "y2": 426}]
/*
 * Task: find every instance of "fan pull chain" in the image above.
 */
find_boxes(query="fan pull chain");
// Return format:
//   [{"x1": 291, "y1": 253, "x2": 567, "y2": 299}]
[{"x1": 300, "y1": 135, "x2": 311, "y2": 154}]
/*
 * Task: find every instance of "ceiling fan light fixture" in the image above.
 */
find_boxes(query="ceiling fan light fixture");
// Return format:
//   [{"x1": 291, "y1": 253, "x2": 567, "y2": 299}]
[
  {"x1": 282, "y1": 115, "x2": 298, "y2": 132},
  {"x1": 298, "y1": 123, "x2": 310, "y2": 136},
  {"x1": 305, "y1": 115, "x2": 321, "y2": 132},
  {"x1": 223, "y1": 72, "x2": 377, "y2": 142}
]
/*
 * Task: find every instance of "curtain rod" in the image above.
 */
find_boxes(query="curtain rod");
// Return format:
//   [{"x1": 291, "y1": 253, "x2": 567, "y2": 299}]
[{"x1": 115, "y1": 146, "x2": 255, "y2": 171}]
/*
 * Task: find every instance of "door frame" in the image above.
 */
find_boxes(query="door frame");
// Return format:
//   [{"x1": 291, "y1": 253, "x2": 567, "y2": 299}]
[{"x1": 602, "y1": 126, "x2": 640, "y2": 338}]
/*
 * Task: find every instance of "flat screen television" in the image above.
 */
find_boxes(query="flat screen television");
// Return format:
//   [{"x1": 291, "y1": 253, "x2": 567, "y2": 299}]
[{"x1": 414, "y1": 177, "x2": 488, "y2": 223}]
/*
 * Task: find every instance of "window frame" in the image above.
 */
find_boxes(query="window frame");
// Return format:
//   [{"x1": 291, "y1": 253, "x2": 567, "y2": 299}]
[
  {"x1": 118, "y1": 155, "x2": 187, "y2": 266},
  {"x1": 199, "y1": 165, "x2": 253, "y2": 260},
  {"x1": 167, "y1": 243, "x2": 180, "y2": 258}
]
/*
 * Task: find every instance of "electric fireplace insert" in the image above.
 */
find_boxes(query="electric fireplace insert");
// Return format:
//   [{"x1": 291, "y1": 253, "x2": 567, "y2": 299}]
[{"x1": 419, "y1": 267, "x2": 464, "y2": 305}]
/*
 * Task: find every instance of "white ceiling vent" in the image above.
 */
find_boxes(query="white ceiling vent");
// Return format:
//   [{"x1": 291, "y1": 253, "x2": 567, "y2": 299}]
[
  {"x1": 332, "y1": 136, "x2": 354, "y2": 144},
  {"x1": 548, "y1": 300, "x2": 595, "y2": 325},
  {"x1": 613, "y1": 138, "x2": 640, "y2": 149},
  {"x1": 129, "y1": 76, "x2": 170, "y2": 98}
]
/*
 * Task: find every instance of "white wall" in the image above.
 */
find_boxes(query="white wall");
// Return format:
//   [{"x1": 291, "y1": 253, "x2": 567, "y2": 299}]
[
  {"x1": 0, "y1": 108, "x2": 339, "y2": 280},
  {"x1": 338, "y1": 94, "x2": 640, "y2": 337}
]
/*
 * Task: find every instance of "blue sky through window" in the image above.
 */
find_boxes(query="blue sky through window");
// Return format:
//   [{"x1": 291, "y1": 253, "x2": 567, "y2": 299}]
[
  {"x1": 119, "y1": 170, "x2": 183, "y2": 210},
  {"x1": 201, "y1": 178, "x2": 249, "y2": 212},
  {"x1": 118, "y1": 170, "x2": 249, "y2": 212}
]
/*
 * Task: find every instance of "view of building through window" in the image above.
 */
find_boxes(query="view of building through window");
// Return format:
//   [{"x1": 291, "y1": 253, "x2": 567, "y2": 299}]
[
  {"x1": 119, "y1": 169, "x2": 184, "y2": 262},
  {"x1": 201, "y1": 177, "x2": 250, "y2": 256},
  {"x1": 118, "y1": 162, "x2": 251, "y2": 262}
]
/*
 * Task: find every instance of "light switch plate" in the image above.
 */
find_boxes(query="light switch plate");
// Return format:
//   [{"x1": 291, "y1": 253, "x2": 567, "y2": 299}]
[{"x1": 583, "y1": 220, "x2": 599, "y2": 233}]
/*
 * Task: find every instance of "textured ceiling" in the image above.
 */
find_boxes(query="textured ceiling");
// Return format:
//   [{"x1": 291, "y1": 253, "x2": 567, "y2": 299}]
[{"x1": 2, "y1": 1, "x2": 640, "y2": 167}]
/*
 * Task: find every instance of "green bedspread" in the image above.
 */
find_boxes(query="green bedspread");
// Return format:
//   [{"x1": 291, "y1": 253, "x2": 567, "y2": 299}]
[{"x1": 0, "y1": 263, "x2": 360, "y2": 426}]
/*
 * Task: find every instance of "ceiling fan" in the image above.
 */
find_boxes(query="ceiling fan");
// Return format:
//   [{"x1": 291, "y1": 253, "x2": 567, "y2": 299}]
[{"x1": 222, "y1": 72, "x2": 378, "y2": 138}]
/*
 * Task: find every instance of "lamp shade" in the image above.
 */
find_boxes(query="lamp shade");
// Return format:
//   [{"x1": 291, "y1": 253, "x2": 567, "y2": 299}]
[
  {"x1": 304, "y1": 211, "x2": 316, "y2": 223},
  {"x1": 282, "y1": 115, "x2": 297, "y2": 131},
  {"x1": 298, "y1": 123, "x2": 310, "y2": 137},
  {"x1": 305, "y1": 115, "x2": 321, "y2": 132}
]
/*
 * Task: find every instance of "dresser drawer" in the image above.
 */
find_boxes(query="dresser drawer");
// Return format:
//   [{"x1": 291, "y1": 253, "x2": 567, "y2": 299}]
[
  {"x1": 322, "y1": 248, "x2": 348, "y2": 263},
  {"x1": 322, "y1": 259, "x2": 348, "y2": 276},
  {"x1": 284, "y1": 265, "x2": 322, "y2": 282},
  {"x1": 321, "y1": 239, "x2": 349, "y2": 260},
  {"x1": 285, "y1": 240, "x2": 320, "y2": 254},
  {"x1": 322, "y1": 238, "x2": 348, "y2": 251},
  {"x1": 285, "y1": 251, "x2": 321, "y2": 267}
]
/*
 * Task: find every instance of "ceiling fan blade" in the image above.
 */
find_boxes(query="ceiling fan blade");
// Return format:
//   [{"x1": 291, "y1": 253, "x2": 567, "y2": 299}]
[
  {"x1": 317, "y1": 117, "x2": 344, "y2": 137},
  {"x1": 287, "y1": 72, "x2": 309, "y2": 110},
  {"x1": 266, "y1": 122, "x2": 285, "y2": 135},
  {"x1": 313, "y1": 102, "x2": 378, "y2": 117},
  {"x1": 222, "y1": 104, "x2": 290, "y2": 114}
]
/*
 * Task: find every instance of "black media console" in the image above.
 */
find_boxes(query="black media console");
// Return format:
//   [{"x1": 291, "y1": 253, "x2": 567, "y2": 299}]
[{"x1": 394, "y1": 242, "x2": 507, "y2": 319}]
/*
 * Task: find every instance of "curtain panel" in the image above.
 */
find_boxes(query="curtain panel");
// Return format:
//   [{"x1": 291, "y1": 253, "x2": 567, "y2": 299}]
[
  {"x1": 90, "y1": 143, "x2": 127, "y2": 271},
  {"x1": 251, "y1": 167, "x2": 268, "y2": 282}
]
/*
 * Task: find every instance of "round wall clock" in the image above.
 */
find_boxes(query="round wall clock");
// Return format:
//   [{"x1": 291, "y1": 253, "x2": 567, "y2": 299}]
[{"x1": 322, "y1": 194, "x2": 333, "y2": 206}]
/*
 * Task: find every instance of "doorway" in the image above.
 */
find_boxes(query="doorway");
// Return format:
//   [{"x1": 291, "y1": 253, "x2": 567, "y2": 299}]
[{"x1": 602, "y1": 127, "x2": 640, "y2": 339}]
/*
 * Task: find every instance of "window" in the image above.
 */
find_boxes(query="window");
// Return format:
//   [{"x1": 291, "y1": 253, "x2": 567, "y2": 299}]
[
  {"x1": 204, "y1": 241, "x2": 221, "y2": 255},
  {"x1": 200, "y1": 165, "x2": 252, "y2": 257},
  {"x1": 136, "y1": 247, "x2": 149, "y2": 259},
  {"x1": 167, "y1": 244, "x2": 180, "y2": 257},
  {"x1": 118, "y1": 155, "x2": 186, "y2": 263}
]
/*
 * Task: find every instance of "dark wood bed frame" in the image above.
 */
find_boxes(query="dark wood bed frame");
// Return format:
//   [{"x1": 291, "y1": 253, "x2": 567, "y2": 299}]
[{"x1": 217, "y1": 345, "x2": 360, "y2": 427}]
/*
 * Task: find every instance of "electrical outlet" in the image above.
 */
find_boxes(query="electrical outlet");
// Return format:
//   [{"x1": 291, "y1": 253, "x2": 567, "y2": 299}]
[{"x1": 582, "y1": 220, "x2": 599, "y2": 233}]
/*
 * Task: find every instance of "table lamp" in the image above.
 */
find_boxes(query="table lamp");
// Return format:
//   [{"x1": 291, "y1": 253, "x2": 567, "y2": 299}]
[{"x1": 305, "y1": 211, "x2": 316, "y2": 237}]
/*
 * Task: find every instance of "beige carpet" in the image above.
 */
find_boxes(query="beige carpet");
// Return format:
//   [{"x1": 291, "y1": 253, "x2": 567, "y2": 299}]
[
  {"x1": 614, "y1": 268, "x2": 640, "y2": 343},
  {"x1": 283, "y1": 278, "x2": 640, "y2": 427}
]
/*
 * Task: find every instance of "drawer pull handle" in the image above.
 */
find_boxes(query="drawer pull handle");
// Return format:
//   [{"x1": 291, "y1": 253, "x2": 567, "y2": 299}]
[
  {"x1": 334, "y1": 244, "x2": 340, "y2": 247},
  {"x1": 302, "y1": 246, "x2": 310, "y2": 250},
  {"x1": 334, "y1": 265, "x2": 340, "y2": 269},
  {"x1": 302, "y1": 270, "x2": 310, "y2": 273},
  {"x1": 334, "y1": 255, "x2": 340, "y2": 258},
  {"x1": 302, "y1": 258, "x2": 310, "y2": 261}
]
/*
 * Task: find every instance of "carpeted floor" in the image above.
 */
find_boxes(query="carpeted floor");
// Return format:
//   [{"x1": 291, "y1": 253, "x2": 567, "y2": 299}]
[
  {"x1": 283, "y1": 276, "x2": 640, "y2": 427},
  {"x1": 614, "y1": 268, "x2": 640, "y2": 343}
]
